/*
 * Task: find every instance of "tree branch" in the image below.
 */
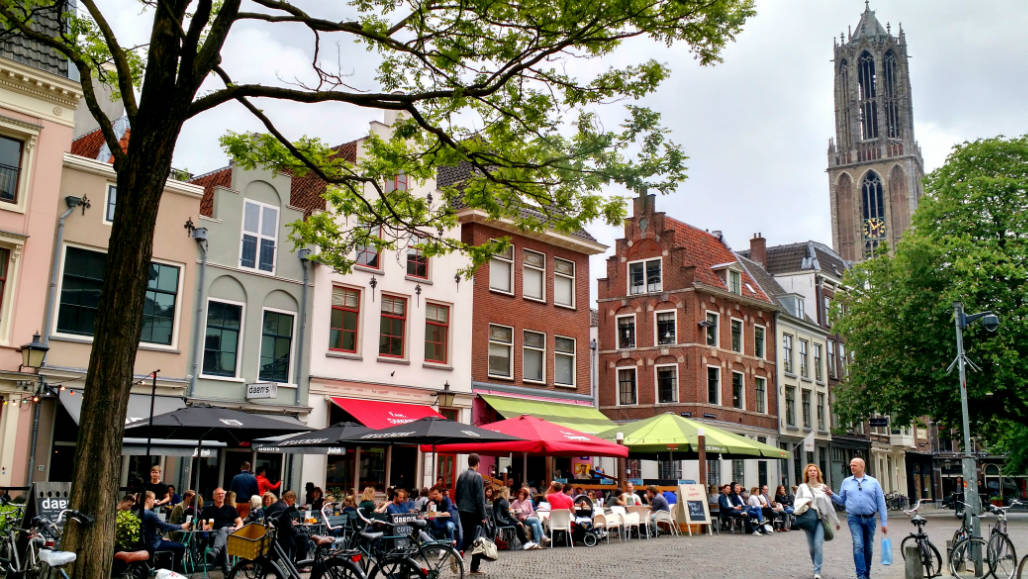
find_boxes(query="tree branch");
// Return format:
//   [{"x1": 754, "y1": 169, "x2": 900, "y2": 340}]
[{"x1": 79, "y1": 0, "x2": 139, "y2": 119}]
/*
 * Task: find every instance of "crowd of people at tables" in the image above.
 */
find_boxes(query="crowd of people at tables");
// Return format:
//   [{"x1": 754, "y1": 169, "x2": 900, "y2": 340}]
[
  {"x1": 712, "y1": 481, "x2": 798, "y2": 535},
  {"x1": 123, "y1": 460, "x2": 689, "y2": 573}
]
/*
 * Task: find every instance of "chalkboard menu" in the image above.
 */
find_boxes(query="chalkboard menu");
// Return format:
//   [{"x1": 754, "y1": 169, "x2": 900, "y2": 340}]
[
  {"x1": 21, "y1": 482, "x2": 73, "y2": 533},
  {"x1": 674, "y1": 483, "x2": 713, "y2": 536}
]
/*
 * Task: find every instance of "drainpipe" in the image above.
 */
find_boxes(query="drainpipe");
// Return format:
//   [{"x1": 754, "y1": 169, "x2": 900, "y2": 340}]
[
  {"x1": 187, "y1": 227, "x2": 208, "y2": 397},
  {"x1": 41, "y1": 196, "x2": 85, "y2": 352},
  {"x1": 589, "y1": 338, "x2": 598, "y2": 407},
  {"x1": 295, "y1": 249, "x2": 311, "y2": 406}
]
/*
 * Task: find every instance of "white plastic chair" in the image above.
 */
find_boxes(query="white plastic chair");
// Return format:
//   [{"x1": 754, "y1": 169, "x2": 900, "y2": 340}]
[
  {"x1": 622, "y1": 511, "x2": 641, "y2": 540},
  {"x1": 603, "y1": 510, "x2": 624, "y2": 541},
  {"x1": 592, "y1": 512, "x2": 611, "y2": 544},
  {"x1": 547, "y1": 509, "x2": 573, "y2": 548},
  {"x1": 628, "y1": 506, "x2": 651, "y2": 539},
  {"x1": 652, "y1": 510, "x2": 679, "y2": 536}
]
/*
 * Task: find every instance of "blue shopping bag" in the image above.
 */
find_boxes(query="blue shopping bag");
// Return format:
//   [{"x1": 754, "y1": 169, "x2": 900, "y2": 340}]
[{"x1": 881, "y1": 537, "x2": 893, "y2": 565}]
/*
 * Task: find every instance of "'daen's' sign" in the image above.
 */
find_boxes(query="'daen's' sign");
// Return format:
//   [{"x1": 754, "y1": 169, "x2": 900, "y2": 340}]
[{"x1": 246, "y1": 382, "x2": 277, "y2": 400}]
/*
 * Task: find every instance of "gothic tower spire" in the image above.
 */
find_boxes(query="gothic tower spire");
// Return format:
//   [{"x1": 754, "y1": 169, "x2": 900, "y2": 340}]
[{"x1": 827, "y1": 3, "x2": 923, "y2": 262}]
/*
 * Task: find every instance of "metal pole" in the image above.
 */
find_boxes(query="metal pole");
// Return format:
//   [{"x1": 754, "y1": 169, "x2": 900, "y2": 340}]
[
  {"x1": 697, "y1": 429, "x2": 707, "y2": 488},
  {"x1": 26, "y1": 377, "x2": 43, "y2": 484},
  {"x1": 146, "y1": 370, "x2": 159, "y2": 467},
  {"x1": 953, "y1": 302, "x2": 982, "y2": 571}
]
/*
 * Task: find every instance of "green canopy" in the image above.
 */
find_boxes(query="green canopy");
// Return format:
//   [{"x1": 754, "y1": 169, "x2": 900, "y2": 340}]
[
  {"x1": 596, "y1": 413, "x2": 789, "y2": 460},
  {"x1": 480, "y1": 394, "x2": 616, "y2": 434}
]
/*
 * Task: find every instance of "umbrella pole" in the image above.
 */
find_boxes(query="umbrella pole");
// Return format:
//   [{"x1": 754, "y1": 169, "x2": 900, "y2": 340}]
[
  {"x1": 697, "y1": 429, "x2": 707, "y2": 488},
  {"x1": 193, "y1": 438, "x2": 203, "y2": 519},
  {"x1": 522, "y1": 453, "x2": 527, "y2": 487}
]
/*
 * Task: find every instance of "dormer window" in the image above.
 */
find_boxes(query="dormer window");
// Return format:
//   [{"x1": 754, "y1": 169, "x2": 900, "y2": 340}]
[
  {"x1": 780, "y1": 294, "x2": 806, "y2": 319},
  {"x1": 628, "y1": 258, "x2": 661, "y2": 295},
  {"x1": 728, "y1": 270, "x2": 741, "y2": 295}
]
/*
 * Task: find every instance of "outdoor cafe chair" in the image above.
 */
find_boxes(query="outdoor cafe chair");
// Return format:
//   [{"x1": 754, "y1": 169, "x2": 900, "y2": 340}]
[
  {"x1": 621, "y1": 510, "x2": 642, "y2": 540},
  {"x1": 547, "y1": 509, "x2": 573, "y2": 548},
  {"x1": 627, "y1": 506, "x2": 651, "y2": 539},
  {"x1": 652, "y1": 510, "x2": 679, "y2": 537},
  {"x1": 592, "y1": 512, "x2": 612, "y2": 544}
]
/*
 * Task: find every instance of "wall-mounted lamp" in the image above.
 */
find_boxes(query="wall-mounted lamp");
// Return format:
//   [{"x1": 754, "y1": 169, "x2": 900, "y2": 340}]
[
  {"x1": 369, "y1": 276, "x2": 378, "y2": 301},
  {"x1": 433, "y1": 381, "x2": 455, "y2": 409}
]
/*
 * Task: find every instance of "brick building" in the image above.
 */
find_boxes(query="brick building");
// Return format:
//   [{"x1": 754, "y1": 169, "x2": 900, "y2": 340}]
[{"x1": 597, "y1": 195, "x2": 779, "y2": 486}]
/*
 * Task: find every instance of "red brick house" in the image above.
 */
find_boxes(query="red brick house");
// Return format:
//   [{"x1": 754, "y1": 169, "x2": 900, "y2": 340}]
[{"x1": 597, "y1": 194, "x2": 780, "y2": 484}]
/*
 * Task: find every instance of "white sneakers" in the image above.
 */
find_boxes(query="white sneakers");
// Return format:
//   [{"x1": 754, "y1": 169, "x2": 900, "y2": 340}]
[
  {"x1": 523, "y1": 541, "x2": 537, "y2": 550},
  {"x1": 813, "y1": 574, "x2": 822, "y2": 579}
]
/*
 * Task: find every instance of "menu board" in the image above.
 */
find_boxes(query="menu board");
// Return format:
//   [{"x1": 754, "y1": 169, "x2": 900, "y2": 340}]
[{"x1": 674, "y1": 483, "x2": 712, "y2": 535}]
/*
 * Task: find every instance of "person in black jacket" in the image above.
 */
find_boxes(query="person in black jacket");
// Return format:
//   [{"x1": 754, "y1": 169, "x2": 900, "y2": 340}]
[
  {"x1": 264, "y1": 490, "x2": 306, "y2": 559},
  {"x1": 493, "y1": 487, "x2": 531, "y2": 548},
  {"x1": 456, "y1": 453, "x2": 487, "y2": 575}
]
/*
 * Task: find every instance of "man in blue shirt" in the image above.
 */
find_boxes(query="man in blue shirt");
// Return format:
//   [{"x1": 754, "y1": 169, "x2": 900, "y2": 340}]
[{"x1": 828, "y1": 457, "x2": 887, "y2": 579}]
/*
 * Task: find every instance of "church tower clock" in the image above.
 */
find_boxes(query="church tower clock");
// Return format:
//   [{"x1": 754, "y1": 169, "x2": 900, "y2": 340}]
[{"x1": 827, "y1": 2, "x2": 923, "y2": 262}]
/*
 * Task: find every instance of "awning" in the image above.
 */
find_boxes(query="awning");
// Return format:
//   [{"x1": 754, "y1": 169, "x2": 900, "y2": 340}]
[
  {"x1": 122, "y1": 438, "x2": 225, "y2": 457},
  {"x1": 479, "y1": 394, "x2": 615, "y2": 434},
  {"x1": 329, "y1": 397, "x2": 443, "y2": 430},
  {"x1": 59, "y1": 389, "x2": 186, "y2": 426}
]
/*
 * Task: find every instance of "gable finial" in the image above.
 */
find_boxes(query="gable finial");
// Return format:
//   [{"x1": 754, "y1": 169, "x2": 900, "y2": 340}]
[{"x1": 865, "y1": 0, "x2": 870, "y2": 10}]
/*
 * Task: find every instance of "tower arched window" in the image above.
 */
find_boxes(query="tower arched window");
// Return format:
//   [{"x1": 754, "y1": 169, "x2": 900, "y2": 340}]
[
  {"x1": 858, "y1": 51, "x2": 878, "y2": 140},
  {"x1": 839, "y1": 60, "x2": 852, "y2": 146},
  {"x1": 883, "y1": 50, "x2": 901, "y2": 138},
  {"x1": 861, "y1": 171, "x2": 885, "y2": 257}
]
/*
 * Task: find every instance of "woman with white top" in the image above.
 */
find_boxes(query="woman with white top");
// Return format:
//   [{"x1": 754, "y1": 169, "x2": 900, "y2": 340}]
[{"x1": 796, "y1": 463, "x2": 841, "y2": 579}]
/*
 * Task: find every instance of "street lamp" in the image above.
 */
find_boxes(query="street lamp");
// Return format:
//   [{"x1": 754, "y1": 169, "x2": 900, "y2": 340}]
[
  {"x1": 949, "y1": 301, "x2": 999, "y2": 569},
  {"x1": 19, "y1": 332, "x2": 52, "y2": 485},
  {"x1": 433, "y1": 381, "x2": 455, "y2": 409}
]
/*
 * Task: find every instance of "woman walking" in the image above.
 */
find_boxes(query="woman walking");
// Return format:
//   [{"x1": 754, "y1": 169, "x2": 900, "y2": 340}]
[{"x1": 795, "y1": 464, "x2": 840, "y2": 579}]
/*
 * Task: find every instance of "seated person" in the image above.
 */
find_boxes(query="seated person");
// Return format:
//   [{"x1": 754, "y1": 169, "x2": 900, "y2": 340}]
[
  {"x1": 774, "y1": 484, "x2": 795, "y2": 528},
  {"x1": 169, "y1": 490, "x2": 197, "y2": 542},
  {"x1": 426, "y1": 487, "x2": 458, "y2": 545},
  {"x1": 729, "y1": 483, "x2": 764, "y2": 534},
  {"x1": 545, "y1": 482, "x2": 574, "y2": 510},
  {"x1": 510, "y1": 487, "x2": 545, "y2": 545},
  {"x1": 341, "y1": 495, "x2": 358, "y2": 515},
  {"x1": 245, "y1": 495, "x2": 264, "y2": 524},
  {"x1": 358, "y1": 487, "x2": 378, "y2": 517},
  {"x1": 141, "y1": 490, "x2": 190, "y2": 568},
  {"x1": 265, "y1": 490, "x2": 305, "y2": 559},
  {"x1": 493, "y1": 487, "x2": 533, "y2": 549},
  {"x1": 646, "y1": 485, "x2": 671, "y2": 534},
  {"x1": 622, "y1": 482, "x2": 642, "y2": 506},
  {"x1": 199, "y1": 487, "x2": 243, "y2": 573},
  {"x1": 748, "y1": 486, "x2": 773, "y2": 532},
  {"x1": 385, "y1": 489, "x2": 415, "y2": 515},
  {"x1": 717, "y1": 484, "x2": 750, "y2": 531},
  {"x1": 662, "y1": 488, "x2": 677, "y2": 506}
]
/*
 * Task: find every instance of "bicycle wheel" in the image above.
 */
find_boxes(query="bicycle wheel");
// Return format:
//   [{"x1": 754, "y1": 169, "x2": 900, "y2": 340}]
[
  {"x1": 368, "y1": 555, "x2": 428, "y2": 579},
  {"x1": 227, "y1": 558, "x2": 286, "y2": 579},
  {"x1": 312, "y1": 556, "x2": 365, "y2": 579},
  {"x1": 900, "y1": 535, "x2": 917, "y2": 560},
  {"x1": 951, "y1": 537, "x2": 993, "y2": 579},
  {"x1": 918, "y1": 539, "x2": 943, "y2": 578},
  {"x1": 1016, "y1": 554, "x2": 1028, "y2": 579},
  {"x1": 415, "y1": 544, "x2": 464, "y2": 579},
  {"x1": 989, "y1": 533, "x2": 1018, "y2": 579}
]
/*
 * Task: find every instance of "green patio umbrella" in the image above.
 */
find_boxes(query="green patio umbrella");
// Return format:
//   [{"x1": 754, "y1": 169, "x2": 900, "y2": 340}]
[{"x1": 597, "y1": 413, "x2": 790, "y2": 460}]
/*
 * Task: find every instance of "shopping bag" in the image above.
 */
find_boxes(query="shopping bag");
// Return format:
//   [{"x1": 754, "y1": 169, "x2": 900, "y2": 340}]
[
  {"x1": 881, "y1": 537, "x2": 893, "y2": 565},
  {"x1": 792, "y1": 509, "x2": 819, "y2": 532}
]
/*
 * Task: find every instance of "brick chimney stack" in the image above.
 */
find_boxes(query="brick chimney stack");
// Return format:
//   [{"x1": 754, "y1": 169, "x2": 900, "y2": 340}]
[{"x1": 750, "y1": 233, "x2": 767, "y2": 267}]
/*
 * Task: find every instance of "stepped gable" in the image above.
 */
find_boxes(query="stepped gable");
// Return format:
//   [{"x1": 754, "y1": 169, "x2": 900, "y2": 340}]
[{"x1": 661, "y1": 216, "x2": 771, "y2": 304}]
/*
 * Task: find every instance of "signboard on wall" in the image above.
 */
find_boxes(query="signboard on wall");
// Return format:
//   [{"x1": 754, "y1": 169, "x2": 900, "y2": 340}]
[{"x1": 246, "y1": 382, "x2": 278, "y2": 400}]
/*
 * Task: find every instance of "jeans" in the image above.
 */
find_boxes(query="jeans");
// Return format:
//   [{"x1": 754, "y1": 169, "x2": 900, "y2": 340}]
[
  {"x1": 523, "y1": 516, "x2": 544, "y2": 542},
  {"x1": 459, "y1": 512, "x2": 484, "y2": 572},
  {"x1": 847, "y1": 515, "x2": 877, "y2": 579},
  {"x1": 804, "y1": 520, "x2": 825, "y2": 574}
]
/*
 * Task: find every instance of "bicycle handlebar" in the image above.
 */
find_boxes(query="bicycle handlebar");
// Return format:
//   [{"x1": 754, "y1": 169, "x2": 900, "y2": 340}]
[{"x1": 903, "y1": 498, "x2": 931, "y2": 516}]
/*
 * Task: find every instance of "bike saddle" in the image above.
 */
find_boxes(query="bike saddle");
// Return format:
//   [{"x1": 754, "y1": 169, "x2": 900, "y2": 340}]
[
  {"x1": 311, "y1": 535, "x2": 336, "y2": 547},
  {"x1": 114, "y1": 550, "x2": 150, "y2": 563},
  {"x1": 911, "y1": 514, "x2": 926, "y2": 525},
  {"x1": 361, "y1": 531, "x2": 384, "y2": 541},
  {"x1": 38, "y1": 549, "x2": 77, "y2": 567}
]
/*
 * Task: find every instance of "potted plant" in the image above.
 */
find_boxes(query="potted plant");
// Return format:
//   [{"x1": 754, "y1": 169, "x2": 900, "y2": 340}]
[{"x1": 989, "y1": 495, "x2": 1004, "y2": 507}]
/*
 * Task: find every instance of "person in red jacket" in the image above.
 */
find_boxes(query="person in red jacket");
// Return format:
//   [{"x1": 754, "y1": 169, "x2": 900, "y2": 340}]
[{"x1": 256, "y1": 466, "x2": 281, "y2": 497}]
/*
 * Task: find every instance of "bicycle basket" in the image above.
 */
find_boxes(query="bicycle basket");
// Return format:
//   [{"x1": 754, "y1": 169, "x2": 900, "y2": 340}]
[{"x1": 226, "y1": 523, "x2": 270, "y2": 560}]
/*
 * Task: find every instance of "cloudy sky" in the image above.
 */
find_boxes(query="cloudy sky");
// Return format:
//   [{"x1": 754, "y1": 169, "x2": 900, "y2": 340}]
[{"x1": 100, "y1": 0, "x2": 1027, "y2": 303}]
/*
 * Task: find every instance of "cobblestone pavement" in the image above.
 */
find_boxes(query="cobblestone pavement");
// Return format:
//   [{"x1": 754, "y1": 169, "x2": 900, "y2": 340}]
[{"x1": 469, "y1": 509, "x2": 1028, "y2": 579}]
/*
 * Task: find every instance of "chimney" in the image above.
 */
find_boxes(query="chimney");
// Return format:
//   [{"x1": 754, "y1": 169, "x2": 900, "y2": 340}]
[{"x1": 750, "y1": 232, "x2": 767, "y2": 267}]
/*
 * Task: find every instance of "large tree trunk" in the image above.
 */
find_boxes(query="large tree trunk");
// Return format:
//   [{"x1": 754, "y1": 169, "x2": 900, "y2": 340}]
[{"x1": 61, "y1": 5, "x2": 194, "y2": 575}]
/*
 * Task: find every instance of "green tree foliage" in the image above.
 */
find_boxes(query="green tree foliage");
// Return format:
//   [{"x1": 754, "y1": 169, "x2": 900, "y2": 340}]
[
  {"x1": 833, "y1": 135, "x2": 1028, "y2": 470},
  {"x1": 0, "y1": 0, "x2": 755, "y2": 574}
]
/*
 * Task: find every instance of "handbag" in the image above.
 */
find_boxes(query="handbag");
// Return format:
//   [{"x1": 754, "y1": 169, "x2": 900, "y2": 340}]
[
  {"x1": 471, "y1": 527, "x2": 499, "y2": 561},
  {"x1": 881, "y1": 537, "x2": 893, "y2": 565},
  {"x1": 793, "y1": 508, "x2": 819, "y2": 532}
]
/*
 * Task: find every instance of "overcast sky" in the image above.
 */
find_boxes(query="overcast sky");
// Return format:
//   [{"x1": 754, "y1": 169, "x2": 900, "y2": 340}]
[{"x1": 101, "y1": 0, "x2": 1027, "y2": 304}]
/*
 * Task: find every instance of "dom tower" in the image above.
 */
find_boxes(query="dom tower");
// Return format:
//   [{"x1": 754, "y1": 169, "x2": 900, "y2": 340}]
[{"x1": 827, "y1": 3, "x2": 923, "y2": 262}]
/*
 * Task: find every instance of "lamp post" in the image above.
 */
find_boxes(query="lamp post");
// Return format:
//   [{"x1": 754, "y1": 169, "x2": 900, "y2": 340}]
[
  {"x1": 950, "y1": 301, "x2": 999, "y2": 571},
  {"x1": 20, "y1": 333, "x2": 50, "y2": 485}
]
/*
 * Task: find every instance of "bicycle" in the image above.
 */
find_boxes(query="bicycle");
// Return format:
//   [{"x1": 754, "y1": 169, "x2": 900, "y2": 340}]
[
  {"x1": 885, "y1": 492, "x2": 909, "y2": 512},
  {"x1": 337, "y1": 506, "x2": 435, "y2": 579},
  {"x1": 899, "y1": 499, "x2": 942, "y2": 578},
  {"x1": 949, "y1": 505, "x2": 994, "y2": 579},
  {"x1": 0, "y1": 508, "x2": 93, "y2": 579},
  {"x1": 225, "y1": 510, "x2": 366, "y2": 579},
  {"x1": 984, "y1": 499, "x2": 1020, "y2": 579}
]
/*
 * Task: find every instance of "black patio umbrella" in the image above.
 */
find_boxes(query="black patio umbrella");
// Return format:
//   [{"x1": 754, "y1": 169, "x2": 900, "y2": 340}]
[
  {"x1": 253, "y1": 421, "x2": 374, "y2": 453},
  {"x1": 123, "y1": 404, "x2": 310, "y2": 500}
]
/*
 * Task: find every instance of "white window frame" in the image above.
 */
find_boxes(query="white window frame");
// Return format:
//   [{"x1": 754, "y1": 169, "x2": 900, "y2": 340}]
[
  {"x1": 0, "y1": 237, "x2": 24, "y2": 346},
  {"x1": 522, "y1": 329, "x2": 546, "y2": 384},
  {"x1": 730, "y1": 317, "x2": 744, "y2": 353},
  {"x1": 706, "y1": 365, "x2": 721, "y2": 405},
  {"x1": 627, "y1": 257, "x2": 662, "y2": 295},
  {"x1": 654, "y1": 363, "x2": 678, "y2": 404},
  {"x1": 615, "y1": 314, "x2": 636, "y2": 350},
  {"x1": 258, "y1": 306, "x2": 297, "y2": 386},
  {"x1": 521, "y1": 249, "x2": 545, "y2": 303},
  {"x1": 753, "y1": 324, "x2": 766, "y2": 360},
  {"x1": 754, "y1": 376, "x2": 767, "y2": 414},
  {"x1": 0, "y1": 117, "x2": 39, "y2": 215},
  {"x1": 553, "y1": 257, "x2": 575, "y2": 309},
  {"x1": 801, "y1": 388, "x2": 812, "y2": 428},
  {"x1": 199, "y1": 297, "x2": 246, "y2": 381},
  {"x1": 705, "y1": 311, "x2": 719, "y2": 347},
  {"x1": 488, "y1": 242, "x2": 514, "y2": 295},
  {"x1": 731, "y1": 371, "x2": 745, "y2": 410},
  {"x1": 827, "y1": 340, "x2": 837, "y2": 378},
  {"x1": 553, "y1": 335, "x2": 576, "y2": 388},
  {"x1": 822, "y1": 296, "x2": 831, "y2": 326},
  {"x1": 239, "y1": 199, "x2": 279, "y2": 274},
  {"x1": 487, "y1": 323, "x2": 514, "y2": 379},
  {"x1": 103, "y1": 183, "x2": 117, "y2": 224},
  {"x1": 728, "y1": 270, "x2": 742, "y2": 295},
  {"x1": 817, "y1": 391, "x2": 826, "y2": 431},
  {"x1": 782, "y1": 333, "x2": 794, "y2": 374},
  {"x1": 616, "y1": 366, "x2": 638, "y2": 406},
  {"x1": 799, "y1": 338, "x2": 810, "y2": 378},
  {"x1": 654, "y1": 310, "x2": 676, "y2": 346},
  {"x1": 814, "y1": 343, "x2": 824, "y2": 382},
  {"x1": 785, "y1": 386, "x2": 796, "y2": 427}
]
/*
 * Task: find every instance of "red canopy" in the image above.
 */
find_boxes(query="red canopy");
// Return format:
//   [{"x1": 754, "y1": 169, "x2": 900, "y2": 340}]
[
  {"x1": 330, "y1": 397, "x2": 443, "y2": 430},
  {"x1": 427, "y1": 415, "x2": 628, "y2": 457}
]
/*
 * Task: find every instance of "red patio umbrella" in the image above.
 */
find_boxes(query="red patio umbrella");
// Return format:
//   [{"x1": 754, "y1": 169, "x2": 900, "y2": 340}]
[{"x1": 426, "y1": 415, "x2": 628, "y2": 457}]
